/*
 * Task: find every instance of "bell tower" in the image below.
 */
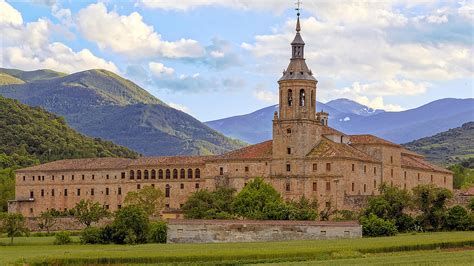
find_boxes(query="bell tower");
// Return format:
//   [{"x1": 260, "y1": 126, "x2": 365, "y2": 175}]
[{"x1": 272, "y1": 9, "x2": 322, "y2": 176}]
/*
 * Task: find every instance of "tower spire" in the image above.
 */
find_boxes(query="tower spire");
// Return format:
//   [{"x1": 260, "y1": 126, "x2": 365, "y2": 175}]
[{"x1": 295, "y1": 0, "x2": 301, "y2": 32}]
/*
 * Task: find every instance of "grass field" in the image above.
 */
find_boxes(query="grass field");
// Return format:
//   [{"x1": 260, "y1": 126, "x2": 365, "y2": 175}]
[{"x1": 0, "y1": 232, "x2": 473, "y2": 265}]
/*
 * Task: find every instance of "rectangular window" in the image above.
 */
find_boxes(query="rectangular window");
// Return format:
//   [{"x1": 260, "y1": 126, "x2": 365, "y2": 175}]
[
  {"x1": 351, "y1": 182, "x2": 355, "y2": 192},
  {"x1": 64, "y1": 189, "x2": 68, "y2": 196},
  {"x1": 404, "y1": 171, "x2": 407, "y2": 180},
  {"x1": 219, "y1": 167, "x2": 224, "y2": 175},
  {"x1": 62, "y1": 175, "x2": 64, "y2": 181},
  {"x1": 285, "y1": 183, "x2": 291, "y2": 192},
  {"x1": 51, "y1": 189, "x2": 55, "y2": 197},
  {"x1": 105, "y1": 205, "x2": 109, "y2": 210},
  {"x1": 165, "y1": 186, "x2": 170, "y2": 198},
  {"x1": 23, "y1": 176, "x2": 26, "y2": 181},
  {"x1": 92, "y1": 175, "x2": 95, "y2": 180},
  {"x1": 352, "y1": 164, "x2": 355, "y2": 171},
  {"x1": 118, "y1": 205, "x2": 122, "y2": 209},
  {"x1": 364, "y1": 184, "x2": 367, "y2": 193},
  {"x1": 82, "y1": 175, "x2": 85, "y2": 180},
  {"x1": 30, "y1": 191, "x2": 34, "y2": 198},
  {"x1": 118, "y1": 187, "x2": 122, "y2": 195},
  {"x1": 180, "y1": 183, "x2": 184, "y2": 189},
  {"x1": 313, "y1": 163, "x2": 317, "y2": 172},
  {"x1": 106, "y1": 174, "x2": 109, "y2": 179},
  {"x1": 41, "y1": 189, "x2": 44, "y2": 197},
  {"x1": 106, "y1": 187, "x2": 109, "y2": 195},
  {"x1": 91, "y1": 188, "x2": 94, "y2": 196},
  {"x1": 430, "y1": 175, "x2": 433, "y2": 182},
  {"x1": 312, "y1": 182, "x2": 317, "y2": 191},
  {"x1": 326, "y1": 181, "x2": 331, "y2": 191},
  {"x1": 77, "y1": 188, "x2": 80, "y2": 196},
  {"x1": 287, "y1": 147, "x2": 291, "y2": 155},
  {"x1": 391, "y1": 169, "x2": 394, "y2": 177},
  {"x1": 72, "y1": 175, "x2": 74, "y2": 181},
  {"x1": 374, "y1": 167, "x2": 377, "y2": 175},
  {"x1": 286, "y1": 164, "x2": 291, "y2": 172},
  {"x1": 52, "y1": 175, "x2": 55, "y2": 181},
  {"x1": 137, "y1": 184, "x2": 141, "y2": 190},
  {"x1": 245, "y1": 166, "x2": 249, "y2": 172},
  {"x1": 195, "y1": 183, "x2": 200, "y2": 189},
  {"x1": 364, "y1": 166, "x2": 367, "y2": 173},
  {"x1": 374, "y1": 180, "x2": 377, "y2": 188},
  {"x1": 418, "y1": 173, "x2": 420, "y2": 181},
  {"x1": 326, "y1": 163, "x2": 331, "y2": 171},
  {"x1": 121, "y1": 172, "x2": 126, "y2": 179},
  {"x1": 390, "y1": 156, "x2": 393, "y2": 163}
]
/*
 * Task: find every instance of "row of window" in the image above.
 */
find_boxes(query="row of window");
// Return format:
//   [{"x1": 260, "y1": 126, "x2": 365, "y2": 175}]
[
  {"x1": 24, "y1": 173, "x2": 126, "y2": 182},
  {"x1": 29, "y1": 183, "x2": 201, "y2": 199},
  {"x1": 287, "y1": 89, "x2": 313, "y2": 107},
  {"x1": 129, "y1": 168, "x2": 201, "y2": 180}
]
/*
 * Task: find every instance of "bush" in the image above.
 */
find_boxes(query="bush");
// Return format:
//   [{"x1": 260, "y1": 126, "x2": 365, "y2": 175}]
[
  {"x1": 360, "y1": 214, "x2": 398, "y2": 237},
  {"x1": 395, "y1": 213, "x2": 415, "y2": 232},
  {"x1": 445, "y1": 205, "x2": 470, "y2": 231},
  {"x1": 80, "y1": 227, "x2": 105, "y2": 244},
  {"x1": 54, "y1": 231, "x2": 72, "y2": 245},
  {"x1": 109, "y1": 205, "x2": 150, "y2": 244},
  {"x1": 148, "y1": 221, "x2": 167, "y2": 243}
]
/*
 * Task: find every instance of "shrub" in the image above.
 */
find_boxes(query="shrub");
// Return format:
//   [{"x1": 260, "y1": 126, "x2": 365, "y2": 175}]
[
  {"x1": 395, "y1": 213, "x2": 415, "y2": 232},
  {"x1": 359, "y1": 214, "x2": 398, "y2": 237},
  {"x1": 468, "y1": 197, "x2": 474, "y2": 212},
  {"x1": 109, "y1": 205, "x2": 150, "y2": 244},
  {"x1": 80, "y1": 226, "x2": 106, "y2": 244},
  {"x1": 445, "y1": 205, "x2": 470, "y2": 231},
  {"x1": 54, "y1": 231, "x2": 72, "y2": 245},
  {"x1": 148, "y1": 221, "x2": 167, "y2": 243},
  {"x1": 334, "y1": 210, "x2": 358, "y2": 221}
]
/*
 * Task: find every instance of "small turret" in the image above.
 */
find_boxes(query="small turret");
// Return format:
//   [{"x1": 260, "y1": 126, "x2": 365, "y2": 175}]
[{"x1": 317, "y1": 111, "x2": 329, "y2": 126}]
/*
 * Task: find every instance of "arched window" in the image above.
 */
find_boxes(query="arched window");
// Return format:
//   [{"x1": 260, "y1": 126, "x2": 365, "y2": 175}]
[
  {"x1": 129, "y1": 170, "x2": 135, "y2": 179},
  {"x1": 144, "y1": 170, "x2": 149, "y2": 179},
  {"x1": 137, "y1": 170, "x2": 142, "y2": 179},
  {"x1": 165, "y1": 169, "x2": 170, "y2": 179},
  {"x1": 165, "y1": 184, "x2": 170, "y2": 198},
  {"x1": 180, "y1": 169, "x2": 185, "y2": 179},
  {"x1": 188, "y1": 168, "x2": 193, "y2": 179},
  {"x1": 299, "y1": 89, "x2": 305, "y2": 106},
  {"x1": 288, "y1": 89, "x2": 293, "y2": 106},
  {"x1": 195, "y1": 168, "x2": 201, "y2": 179},
  {"x1": 173, "y1": 169, "x2": 178, "y2": 179},
  {"x1": 151, "y1": 169, "x2": 156, "y2": 179},
  {"x1": 158, "y1": 169, "x2": 163, "y2": 179}
]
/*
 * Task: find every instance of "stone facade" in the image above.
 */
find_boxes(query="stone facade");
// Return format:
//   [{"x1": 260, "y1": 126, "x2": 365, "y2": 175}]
[
  {"x1": 9, "y1": 14, "x2": 453, "y2": 218},
  {"x1": 167, "y1": 219, "x2": 362, "y2": 243}
]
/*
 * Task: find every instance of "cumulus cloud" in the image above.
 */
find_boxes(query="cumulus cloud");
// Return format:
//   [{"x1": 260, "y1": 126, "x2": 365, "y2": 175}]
[
  {"x1": 149, "y1": 62, "x2": 174, "y2": 76},
  {"x1": 252, "y1": 84, "x2": 278, "y2": 104},
  {"x1": 153, "y1": 72, "x2": 244, "y2": 93},
  {"x1": 76, "y1": 3, "x2": 204, "y2": 59},
  {"x1": 0, "y1": 1, "x2": 118, "y2": 73},
  {"x1": 354, "y1": 96, "x2": 404, "y2": 112}
]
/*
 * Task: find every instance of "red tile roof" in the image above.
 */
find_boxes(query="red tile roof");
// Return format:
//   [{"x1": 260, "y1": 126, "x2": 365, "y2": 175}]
[
  {"x1": 129, "y1": 156, "x2": 213, "y2": 166},
  {"x1": 214, "y1": 140, "x2": 273, "y2": 161},
  {"x1": 16, "y1": 158, "x2": 133, "y2": 172},
  {"x1": 349, "y1": 134, "x2": 401, "y2": 148},
  {"x1": 307, "y1": 138, "x2": 379, "y2": 163},
  {"x1": 322, "y1": 126, "x2": 346, "y2": 136},
  {"x1": 401, "y1": 154, "x2": 452, "y2": 174}
]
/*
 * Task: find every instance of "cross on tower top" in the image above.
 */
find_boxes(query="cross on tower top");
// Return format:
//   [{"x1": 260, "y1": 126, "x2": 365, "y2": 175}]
[{"x1": 295, "y1": 0, "x2": 302, "y2": 16}]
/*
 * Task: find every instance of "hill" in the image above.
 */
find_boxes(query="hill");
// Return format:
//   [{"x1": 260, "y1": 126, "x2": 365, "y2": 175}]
[
  {"x1": 0, "y1": 68, "x2": 66, "y2": 82},
  {"x1": 0, "y1": 68, "x2": 245, "y2": 156},
  {"x1": 206, "y1": 98, "x2": 474, "y2": 144},
  {"x1": 403, "y1": 122, "x2": 474, "y2": 166},
  {"x1": 0, "y1": 72, "x2": 25, "y2": 85}
]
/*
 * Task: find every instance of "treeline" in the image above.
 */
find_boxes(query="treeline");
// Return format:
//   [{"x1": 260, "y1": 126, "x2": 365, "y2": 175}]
[
  {"x1": 449, "y1": 158, "x2": 474, "y2": 189},
  {"x1": 0, "y1": 96, "x2": 139, "y2": 211}
]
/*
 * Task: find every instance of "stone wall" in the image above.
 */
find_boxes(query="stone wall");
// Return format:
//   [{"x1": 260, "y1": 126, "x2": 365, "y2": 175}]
[
  {"x1": 24, "y1": 217, "x2": 113, "y2": 231},
  {"x1": 167, "y1": 219, "x2": 362, "y2": 243}
]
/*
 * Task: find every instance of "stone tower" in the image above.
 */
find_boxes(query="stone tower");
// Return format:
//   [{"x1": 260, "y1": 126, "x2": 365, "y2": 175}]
[{"x1": 272, "y1": 12, "x2": 321, "y2": 176}]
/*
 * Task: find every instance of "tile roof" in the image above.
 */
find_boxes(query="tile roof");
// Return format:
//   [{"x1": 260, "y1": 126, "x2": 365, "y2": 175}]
[
  {"x1": 322, "y1": 126, "x2": 346, "y2": 136},
  {"x1": 129, "y1": 156, "x2": 213, "y2": 166},
  {"x1": 306, "y1": 138, "x2": 379, "y2": 163},
  {"x1": 349, "y1": 134, "x2": 401, "y2": 148},
  {"x1": 401, "y1": 154, "x2": 452, "y2": 174},
  {"x1": 16, "y1": 158, "x2": 133, "y2": 172},
  {"x1": 214, "y1": 140, "x2": 273, "y2": 161}
]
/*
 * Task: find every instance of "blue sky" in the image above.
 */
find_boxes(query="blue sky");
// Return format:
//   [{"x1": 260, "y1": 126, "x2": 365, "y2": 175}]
[{"x1": 1, "y1": 0, "x2": 473, "y2": 121}]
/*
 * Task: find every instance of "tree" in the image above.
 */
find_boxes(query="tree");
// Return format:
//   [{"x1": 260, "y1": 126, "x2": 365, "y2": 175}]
[
  {"x1": 182, "y1": 188, "x2": 235, "y2": 219},
  {"x1": 0, "y1": 213, "x2": 29, "y2": 244},
  {"x1": 286, "y1": 196, "x2": 318, "y2": 221},
  {"x1": 412, "y1": 184, "x2": 453, "y2": 231},
  {"x1": 445, "y1": 205, "x2": 470, "y2": 231},
  {"x1": 468, "y1": 197, "x2": 474, "y2": 212},
  {"x1": 124, "y1": 186, "x2": 165, "y2": 217},
  {"x1": 364, "y1": 184, "x2": 411, "y2": 220},
  {"x1": 110, "y1": 205, "x2": 150, "y2": 244},
  {"x1": 448, "y1": 164, "x2": 466, "y2": 189},
  {"x1": 72, "y1": 200, "x2": 110, "y2": 227},
  {"x1": 0, "y1": 168, "x2": 15, "y2": 212},
  {"x1": 37, "y1": 210, "x2": 57, "y2": 233},
  {"x1": 359, "y1": 214, "x2": 398, "y2": 237},
  {"x1": 232, "y1": 177, "x2": 284, "y2": 220}
]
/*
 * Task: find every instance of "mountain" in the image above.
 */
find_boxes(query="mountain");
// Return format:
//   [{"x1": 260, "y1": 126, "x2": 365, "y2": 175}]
[
  {"x1": 403, "y1": 122, "x2": 474, "y2": 166},
  {"x1": 0, "y1": 68, "x2": 245, "y2": 156},
  {"x1": 206, "y1": 98, "x2": 474, "y2": 144},
  {"x1": 0, "y1": 68, "x2": 66, "y2": 82},
  {"x1": 326, "y1": 98, "x2": 385, "y2": 117},
  {"x1": 0, "y1": 95, "x2": 138, "y2": 168}
]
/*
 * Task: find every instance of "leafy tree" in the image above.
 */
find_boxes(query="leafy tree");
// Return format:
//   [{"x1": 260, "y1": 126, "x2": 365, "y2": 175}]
[
  {"x1": 286, "y1": 196, "x2": 318, "y2": 220},
  {"x1": 468, "y1": 197, "x2": 474, "y2": 212},
  {"x1": 232, "y1": 177, "x2": 284, "y2": 220},
  {"x1": 72, "y1": 200, "x2": 110, "y2": 227},
  {"x1": 0, "y1": 213, "x2": 29, "y2": 244},
  {"x1": 359, "y1": 214, "x2": 398, "y2": 237},
  {"x1": 124, "y1": 186, "x2": 165, "y2": 217},
  {"x1": 412, "y1": 184, "x2": 453, "y2": 231},
  {"x1": 37, "y1": 210, "x2": 57, "y2": 233},
  {"x1": 54, "y1": 231, "x2": 72, "y2": 245},
  {"x1": 182, "y1": 188, "x2": 235, "y2": 219},
  {"x1": 148, "y1": 221, "x2": 167, "y2": 243},
  {"x1": 109, "y1": 205, "x2": 150, "y2": 244},
  {"x1": 0, "y1": 168, "x2": 15, "y2": 212},
  {"x1": 364, "y1": 184, "x2": 411, "y2": 220},
  {"x1": 445, "y1": 205, "x2": 471, "y2": 231},
  {"x1": 449, "y1": 164, "x2": 467, "y2": 189}
]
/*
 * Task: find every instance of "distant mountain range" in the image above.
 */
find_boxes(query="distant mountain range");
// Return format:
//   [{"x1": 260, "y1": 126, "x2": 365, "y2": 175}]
[
  {"x1": 403, "y1": 122, "x2": 474, "y2": 166},
  {"x1": 0, "y1": 68, "x2": 245, "y2": 156},
  {"x1": 206, "y1": 98, "x2": 474, "y2": 144}
]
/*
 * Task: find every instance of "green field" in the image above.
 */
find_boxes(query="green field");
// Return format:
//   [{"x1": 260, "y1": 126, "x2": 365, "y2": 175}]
[{"x1": 0, "y1": 232, "x2": 473, "y2": 265}]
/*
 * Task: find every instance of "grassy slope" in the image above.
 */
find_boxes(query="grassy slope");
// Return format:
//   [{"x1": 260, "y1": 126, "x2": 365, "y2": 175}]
[
  {"x1": 0, "y1": 68, "x2": 66, "y2": 82},
  {"x1": 0, "y1": 232, "x2": 472, "y2": 264},
  {"x1": 403, "y1": 122, "x2": 474, "y2": 165},
  {"x1": 0, "y1": 72, "x2": 24, "y2": 85}
]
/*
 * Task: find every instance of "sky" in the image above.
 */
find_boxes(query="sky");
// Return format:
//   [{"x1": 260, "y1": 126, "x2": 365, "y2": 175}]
[{"x1": 0, "y1": 0, "x2": 473, "y2": 121}]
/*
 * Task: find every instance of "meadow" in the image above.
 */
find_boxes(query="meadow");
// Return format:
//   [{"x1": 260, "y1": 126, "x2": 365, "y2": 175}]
[{"x1": 0, "y1": 231, "x2": 473, "y2": 265}]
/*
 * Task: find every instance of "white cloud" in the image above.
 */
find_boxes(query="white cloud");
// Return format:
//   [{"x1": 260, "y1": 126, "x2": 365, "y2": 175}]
[
  {"x1": 0, "y1": 0, "x2": 23, "y2": 25},
  {"x1": 168, "y1": 102, "x2": 191, "y2": 113},
  {"x1": 354, "y1": 96, "x2": 404, "y2": 112},
  {"x1": 0, "y1": 1, "x2": 118, "y2": 73},
  {"x1": 149, "y1": 62, "x2": 174, "y2": 76},
  {"x1": 76, "y1": 3, "x2": 204, "y2": 59},
  {"x1": 338, "y1": 80, "x2": 429, "y2": 97},
  {"x1": 253, "y1": 84, "x2": 278, "y2": 104}
]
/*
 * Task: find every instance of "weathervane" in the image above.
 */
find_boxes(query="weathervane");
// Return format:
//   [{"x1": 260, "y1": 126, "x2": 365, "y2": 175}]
[{"x1": 295, "y1": 0, "x2": 302, "y2": 16}]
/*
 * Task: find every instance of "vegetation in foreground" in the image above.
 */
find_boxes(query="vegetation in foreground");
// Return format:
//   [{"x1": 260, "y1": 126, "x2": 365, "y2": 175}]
[{"x1": 0, "y1": 232, "x2": 472, "y2": 265}]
